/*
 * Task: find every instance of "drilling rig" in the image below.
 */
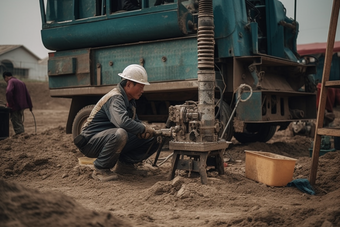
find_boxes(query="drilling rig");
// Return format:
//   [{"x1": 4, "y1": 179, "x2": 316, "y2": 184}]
[{"x1": 40, "y1": 0, "x2": 316, "y2": 159}]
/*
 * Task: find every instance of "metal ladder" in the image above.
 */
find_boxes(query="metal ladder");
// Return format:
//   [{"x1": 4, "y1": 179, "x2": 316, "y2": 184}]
[{"x1": 310, "y1": 0, "x2": 340, "y2": 185}]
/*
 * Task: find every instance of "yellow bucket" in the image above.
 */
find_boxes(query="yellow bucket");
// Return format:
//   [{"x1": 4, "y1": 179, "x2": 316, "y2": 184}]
[{"x1": 245, "y1": 150, "x2": 297, "y2": 187}]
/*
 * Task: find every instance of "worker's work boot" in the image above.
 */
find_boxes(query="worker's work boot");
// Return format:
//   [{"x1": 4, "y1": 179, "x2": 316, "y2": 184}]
[
  {"x1": 92, "y1": 168, "x2": 118, "y2": 182},
  {"x1": 115, "y1": 161, "x2": 148, "y2": 177}
]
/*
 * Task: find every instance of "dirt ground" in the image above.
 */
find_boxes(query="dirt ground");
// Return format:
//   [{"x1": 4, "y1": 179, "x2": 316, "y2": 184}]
[{"x1": 1, "y1": 81, "x2": 340, "y2": 227}]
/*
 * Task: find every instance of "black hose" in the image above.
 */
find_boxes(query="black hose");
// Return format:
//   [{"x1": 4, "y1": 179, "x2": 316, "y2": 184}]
[{"x1": 30, "y1": 111, "x2": 37, "y2": 134}]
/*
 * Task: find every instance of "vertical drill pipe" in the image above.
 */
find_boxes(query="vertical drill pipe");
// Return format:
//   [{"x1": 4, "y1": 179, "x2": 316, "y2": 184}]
[
  {"x1": 198, "y1": 0, "x2": 215, "y2": 70},
  {"x1": 197, "y1": 0, "x2": 215, "y2": 142}
]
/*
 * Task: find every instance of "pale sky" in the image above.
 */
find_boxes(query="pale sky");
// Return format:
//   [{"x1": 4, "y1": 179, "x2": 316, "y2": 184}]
[{"x1": 0, "y1": 0, "x2": 339, "y2": 59}]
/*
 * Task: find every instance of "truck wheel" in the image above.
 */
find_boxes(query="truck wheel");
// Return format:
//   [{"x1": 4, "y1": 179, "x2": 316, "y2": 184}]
[
  {"x1": 72, "y1": 105, "x2": 95, "y2": 139},
  {"x1": 216, "y1": 100, "x2": 234, "y2": 141},
  {"x1": 234, "y1": 124, "x2": 277, "y2": 143}
]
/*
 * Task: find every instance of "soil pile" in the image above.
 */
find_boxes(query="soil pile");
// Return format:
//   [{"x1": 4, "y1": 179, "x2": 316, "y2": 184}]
[
  {"x1": 0, "y1": 179, "x2": 131, "y2": 227},
  {"x1": 0, "y1": 82, "x2": 340, "y2": 226}
]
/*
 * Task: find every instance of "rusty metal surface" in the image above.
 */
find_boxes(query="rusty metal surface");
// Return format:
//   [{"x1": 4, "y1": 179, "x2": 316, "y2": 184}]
[
  {"x1": 49, "y1": 80, "x2": 199, "y2": 97},
  {"x1": 96, "y1": 63, "x2": 101, "y2": 86},
  {"x1": 197, "y1": 71, "x2": 216, "y2": 142},
  {"x1": 48, "y1": 51, "x2": 92, "y2": 88},
  {"x1": 168, "y1": 149, "x2": 225, "y2": 184},
  {"x1": 233, "y1": 55, "x2": 315, "y2": 93},
  {"x1": 169, "y1": 140, "x2": 231, "y2": 152},
  {"x1": 195, "y1": 0, "x2": 216, "y2": 142},
  {"x1": 48, "y1": 58, "x2": 76, "y2": 76},
  {"x1": 236, "y1": 90, "x2": 316, "y2": 122}
]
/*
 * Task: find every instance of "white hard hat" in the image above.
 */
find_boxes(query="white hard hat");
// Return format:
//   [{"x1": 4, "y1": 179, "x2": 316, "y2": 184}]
[{"x1": 118, "y1": 64, "x2": 150, "y2": 85}]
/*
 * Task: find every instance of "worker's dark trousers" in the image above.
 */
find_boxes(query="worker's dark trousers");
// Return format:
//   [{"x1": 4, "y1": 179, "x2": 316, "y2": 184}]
[
  {"x1": 119, "y1": 132, "x2": 160, "y2": 164},
  {"x1": 80, "y1": 128, "x2": 159, "y2": 169},
  {"x1": 10, "y1": 110, "x2": 24, "y2": 135}
]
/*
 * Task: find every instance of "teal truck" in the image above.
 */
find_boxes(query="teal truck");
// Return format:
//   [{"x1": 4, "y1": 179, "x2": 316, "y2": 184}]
[{"x1": 39, "y1": 0, "x2": 316, "y2": 143}]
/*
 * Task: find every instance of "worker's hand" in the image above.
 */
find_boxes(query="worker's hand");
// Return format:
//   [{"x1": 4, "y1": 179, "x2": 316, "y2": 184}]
[{"x1": 138, "y1": 125, "x2": 156, "y2": 140}]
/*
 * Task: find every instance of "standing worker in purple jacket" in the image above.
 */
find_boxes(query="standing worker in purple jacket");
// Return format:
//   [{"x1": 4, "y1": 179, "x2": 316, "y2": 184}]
[{"x1": 3, "y1": 72, "x2": 33, "y2": 135}]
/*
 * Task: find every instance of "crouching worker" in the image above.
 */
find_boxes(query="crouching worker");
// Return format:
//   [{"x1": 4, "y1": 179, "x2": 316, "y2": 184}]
[{"x1": 74, "y1": 64, "x2": 159, "y2": 181}]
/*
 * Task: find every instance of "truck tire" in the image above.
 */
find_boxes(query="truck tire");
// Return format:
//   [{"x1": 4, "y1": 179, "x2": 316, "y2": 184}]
[
  {"x1": 72, "y1": 105, "x2": 95, "y2": 139},
  {"x1": 234, "y1": 124, "x2": 277, "y2": 143},
  {"x1": 216, "y1": 100, "x2": 234, "y2": 141}
]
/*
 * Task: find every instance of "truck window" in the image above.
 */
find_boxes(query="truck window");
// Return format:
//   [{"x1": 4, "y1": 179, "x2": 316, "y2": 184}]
[
  {"x1": 77, "y1": 0, "x2": 106, "y2": 18},
  {"x1": 110, "y1": 0, "x2": 143, "y2": 13},
  {"x1": 42, "y1": 0, "x2": 180, "y2": 24},
  {"x1": 45, "y1": 0, "x2": 106, "y2": 23},
  {"x1": 46, "y1": 0, "x2": 73, "y2": 22},
  {"x1": 109, "y1": 0, "x2": 176, "y2": 14},
  {"x1": 154, "y1": 0, "x2": 175, "y2": 5}
]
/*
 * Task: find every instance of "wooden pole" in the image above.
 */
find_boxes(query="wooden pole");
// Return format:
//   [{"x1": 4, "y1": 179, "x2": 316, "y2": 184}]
[{"x1": 309, "y1": 0, "x2": 340, "y2": 185}]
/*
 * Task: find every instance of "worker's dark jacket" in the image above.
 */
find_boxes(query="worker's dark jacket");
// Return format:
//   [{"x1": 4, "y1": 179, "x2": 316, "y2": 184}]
[
  {"x1": 6, "y1": 77, "x2": 33, "y2": 111},
  {"x1": 80, "y1": 83, "x2": 145, "y2": 141}
]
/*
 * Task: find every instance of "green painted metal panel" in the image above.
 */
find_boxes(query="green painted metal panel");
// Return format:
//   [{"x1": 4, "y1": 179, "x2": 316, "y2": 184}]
[
  {"x1": 266, "y1": 0, "x2": 285, "y2": 58},
  {"x1": 213, "y1": 0, "x2": 251, "y2": 57},
  {"x1": 236, "y1": 91, "x2": 262, "y2": 121},
  {"x1": 48, "y1": 37, "x2": 198, "y2": 88},
  {"x1": 49, "y1": 74, "x2": 91, "y2": 89},
  {"x1": 95, "y1": 37, "x2": 198, "y2": 85},
  {"x1": 250, "y1": 22, "x2": 258, "y2": 54},
  {"x1": 48, "y1": 57, "x2": 76, "y2": 76},
  {"x1": 41, "y1": 1, "x2": 192, "y2": 51},
  {"x1": 49, "y1": 49, "x2": 91, "y2": 88},
  {"x1": 266, "y1": 0, "x2": 298, "y2": 60}
]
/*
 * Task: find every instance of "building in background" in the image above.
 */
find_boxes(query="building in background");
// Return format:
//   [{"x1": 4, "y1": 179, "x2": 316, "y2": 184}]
[{"x1": 0, "y1": 45, "x2": 48, "y2": 81}]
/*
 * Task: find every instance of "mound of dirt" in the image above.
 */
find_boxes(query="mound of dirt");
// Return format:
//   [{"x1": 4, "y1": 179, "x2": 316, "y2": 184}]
[
  {"x1": 1, "y1": 82, "x2": 340, "y2": 226},
  {"x1": 1, "y1": 126, "x2": 340, "y2": 226},
  {"x1": 0, "y1": 179, "x2": 131, "y2": 227}
]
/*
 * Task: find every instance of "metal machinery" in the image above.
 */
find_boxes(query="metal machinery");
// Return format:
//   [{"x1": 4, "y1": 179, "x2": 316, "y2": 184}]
[
  {"x1": 39, "y1": 0, "x2": 317, "y2": 180},
  {"x1": 159, "y1": 0, "x2": 230, "y2": 183}
]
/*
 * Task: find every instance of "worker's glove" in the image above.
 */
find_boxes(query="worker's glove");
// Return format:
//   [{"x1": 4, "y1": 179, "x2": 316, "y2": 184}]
[{"x1": 138, "y1": 125, "x2": 156, "y2": 140}]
